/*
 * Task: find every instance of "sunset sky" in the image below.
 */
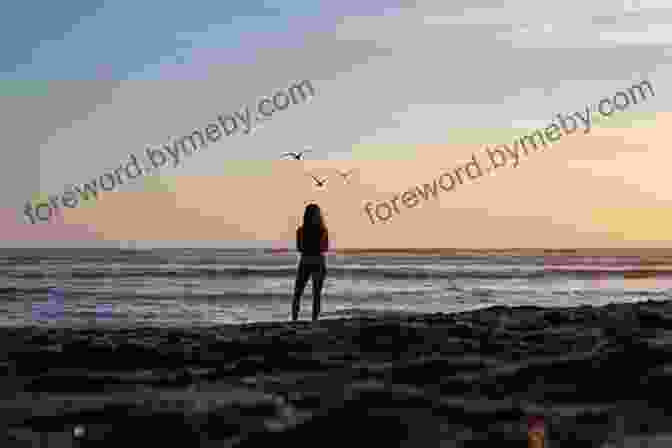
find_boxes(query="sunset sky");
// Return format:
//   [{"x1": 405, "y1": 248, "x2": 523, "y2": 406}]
[{"x1": 2, "y1": 0, "x2": 671, "y2": 249}]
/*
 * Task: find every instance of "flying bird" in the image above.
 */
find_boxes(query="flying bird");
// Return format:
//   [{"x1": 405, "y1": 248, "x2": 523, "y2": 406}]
[
  {"x1": 336, "y1": 169, "x2": 356, "y2": 183},
  {"x1": 310, "y1": 174, "x2": 327, "y2": 188},
  {"x1": 281, "y1": 149, "x2": 313, "y2": 160}
]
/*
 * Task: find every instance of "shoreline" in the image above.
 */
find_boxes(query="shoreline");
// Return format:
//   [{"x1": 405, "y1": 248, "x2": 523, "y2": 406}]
[{"x1": 3, "y1": 300, "x2": 672, "y2": 446}]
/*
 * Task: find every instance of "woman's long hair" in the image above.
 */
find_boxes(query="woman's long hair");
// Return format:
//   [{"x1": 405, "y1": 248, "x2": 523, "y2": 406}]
[{"x1": 302, "y1": 203, "x2": 326, "y2": 230}]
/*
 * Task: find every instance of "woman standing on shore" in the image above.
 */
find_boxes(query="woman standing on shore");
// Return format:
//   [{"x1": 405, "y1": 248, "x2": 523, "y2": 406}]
[{"x1": 292, "y1": 203, "x2": 329, "y2": 321}]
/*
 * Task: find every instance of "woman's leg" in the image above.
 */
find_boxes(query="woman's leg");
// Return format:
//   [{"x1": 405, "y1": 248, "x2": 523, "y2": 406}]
[
  {"x1": 292, "y1": 260, "x2": 311, "y2": 321},
  {"x1": 310, "y1": 262, "x2": 326, "y2": 321}
]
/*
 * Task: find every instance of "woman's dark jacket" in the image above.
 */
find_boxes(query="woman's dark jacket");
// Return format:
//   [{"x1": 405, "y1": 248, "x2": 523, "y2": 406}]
[{"x1": 297, "y1": 225, "x2": 329, "y2": 255}]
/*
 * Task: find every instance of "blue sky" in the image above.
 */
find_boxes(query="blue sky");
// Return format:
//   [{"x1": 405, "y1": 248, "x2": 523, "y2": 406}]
[{"x1": 2, "y1": 0, "x2": 325, "y2": 80}]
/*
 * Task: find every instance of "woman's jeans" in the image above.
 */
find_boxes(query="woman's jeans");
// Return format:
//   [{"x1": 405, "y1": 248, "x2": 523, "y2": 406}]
[{"x1": 292, "y1": 255, "x2": 327, "y2": 321}]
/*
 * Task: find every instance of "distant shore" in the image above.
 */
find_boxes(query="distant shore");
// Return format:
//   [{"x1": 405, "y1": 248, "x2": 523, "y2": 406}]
[{"x1": 3, "y1": 300, "x2": 672, "y2": 446}]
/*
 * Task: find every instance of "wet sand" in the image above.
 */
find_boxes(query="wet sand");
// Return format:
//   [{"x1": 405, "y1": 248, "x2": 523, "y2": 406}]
[{"x1": 2, "y1": 300, "x2": 672, "y2": 446}]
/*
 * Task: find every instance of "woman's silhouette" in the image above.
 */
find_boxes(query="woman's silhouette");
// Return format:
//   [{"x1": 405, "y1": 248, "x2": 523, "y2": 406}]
[{"x1": 292, "y1": 203, "x2": 329, "y2": 321}]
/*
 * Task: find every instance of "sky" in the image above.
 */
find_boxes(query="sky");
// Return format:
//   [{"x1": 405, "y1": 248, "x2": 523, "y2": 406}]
[{"x1": 1, "y1": 0, "x2": 671, "y2": 249}]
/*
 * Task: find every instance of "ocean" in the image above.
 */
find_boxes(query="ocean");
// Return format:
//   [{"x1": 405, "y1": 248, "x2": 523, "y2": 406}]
[{"x1": 2, "y1": 248, "x2": 672, "y2": 328}]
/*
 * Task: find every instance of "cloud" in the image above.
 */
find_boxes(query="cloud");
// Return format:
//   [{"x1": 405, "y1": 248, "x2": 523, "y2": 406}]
[
  {"x1": 4, "y1": 0, "x2": 672, "y2": 247},
  {"x1": 0, "y1": 207, "x2": 102, "y2": 246}
]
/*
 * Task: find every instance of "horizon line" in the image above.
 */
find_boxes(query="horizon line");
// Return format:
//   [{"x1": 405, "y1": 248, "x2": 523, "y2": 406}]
[{"x1": 5, "y1": 247, "x2": 672, "y2": 254}]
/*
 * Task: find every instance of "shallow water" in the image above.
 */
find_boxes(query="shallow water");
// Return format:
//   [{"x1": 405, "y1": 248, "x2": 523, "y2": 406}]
[{"x1": 2, "y1": 248, "x2": 671, "y2": 328}]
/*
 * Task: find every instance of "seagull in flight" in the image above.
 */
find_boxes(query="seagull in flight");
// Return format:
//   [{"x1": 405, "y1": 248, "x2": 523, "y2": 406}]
[
  {"x1": 336, "y1": 169, "x2": 356, "y2": 183},
  {"x1": 310, "y1": 174, "x2": 327, "y2": 188},
  {"x1": 281, "y1": 149, "x2": 313, "y2": 160}
]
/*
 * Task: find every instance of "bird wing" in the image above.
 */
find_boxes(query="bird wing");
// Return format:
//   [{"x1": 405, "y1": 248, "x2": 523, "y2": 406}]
[{"x1": 311, "y1": 175, "x2": 326, "y2": 185}]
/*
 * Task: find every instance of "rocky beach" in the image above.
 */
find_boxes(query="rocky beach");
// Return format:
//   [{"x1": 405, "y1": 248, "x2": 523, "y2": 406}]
[{"x1": 2, "y1": 300, "x2": 672, "y2": 447}]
